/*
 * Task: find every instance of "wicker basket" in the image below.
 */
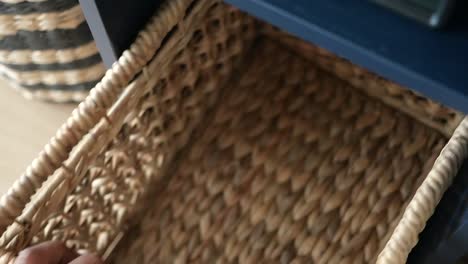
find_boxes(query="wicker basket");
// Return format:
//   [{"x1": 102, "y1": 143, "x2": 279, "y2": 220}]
[
  {"x1": 0, "y1": 0, "x2": 104, "y2": 102},
  {"x1": 0, "y1": 0, "x2": 467, "y2": 263}
]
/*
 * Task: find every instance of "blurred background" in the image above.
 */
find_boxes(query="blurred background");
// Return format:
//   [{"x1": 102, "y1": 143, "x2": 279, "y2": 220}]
[{"x1": 0, "y1": 80, "x2": 74, "y2": 194}]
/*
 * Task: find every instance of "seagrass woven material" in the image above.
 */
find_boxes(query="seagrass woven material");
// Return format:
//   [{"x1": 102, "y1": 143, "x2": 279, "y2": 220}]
[
  {"x1": 0, "y1": 0, "x2": 105, "y2": 102},
  {"x1": 0, "y1": 0, "x2": 257, "y2": 262},
  {"x1": 0, "y1": 0, "x2": 467, "y2": 263},
  {"x1": 108, "y1": 40, "x2": 446, "y2": 263},
  {"x1": 261, "y1": 27, "x2": 463, "y2": 137}
]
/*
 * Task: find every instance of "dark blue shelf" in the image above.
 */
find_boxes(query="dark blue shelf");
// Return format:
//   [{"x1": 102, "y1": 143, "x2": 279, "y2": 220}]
[
  {"x1": 225, "y1": 0, "x2": 468, "y2": 113},
  {"x1": 79, "y1": 0, "x2": 163, "y2": 67}
]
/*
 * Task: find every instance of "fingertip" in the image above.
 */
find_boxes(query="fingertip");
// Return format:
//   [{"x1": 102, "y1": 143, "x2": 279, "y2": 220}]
[
  {"x1": 15, "y1": 249, "x2": 41, "y2": 264},
  {"x1": 15, "y1": 241, "x2": 78, "y2": 264},
  {"x1": 69, "y1": 254, "x2": 104, "y2": 264}
]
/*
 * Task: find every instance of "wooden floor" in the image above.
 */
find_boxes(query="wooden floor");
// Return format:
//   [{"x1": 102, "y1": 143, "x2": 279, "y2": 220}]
[{"x1": 0, "y1": 80, "x2": 75, "y2": 194}]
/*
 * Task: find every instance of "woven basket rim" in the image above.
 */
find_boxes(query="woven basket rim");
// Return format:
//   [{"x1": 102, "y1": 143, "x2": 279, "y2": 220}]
[
  {"x1": 0, "y1": 0, "x2": 466, "y2": 263},
  {"x1": 377, "y1": 116, "x2": 468, "y2": 263},
  {"x1": 0, "y1": 0, "x2": 190, "y2": 239}
]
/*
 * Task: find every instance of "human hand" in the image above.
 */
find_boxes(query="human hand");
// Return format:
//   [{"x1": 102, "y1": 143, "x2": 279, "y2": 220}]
[{"x1": 15, "y1": 241, "x2": 103, "y2": 264}]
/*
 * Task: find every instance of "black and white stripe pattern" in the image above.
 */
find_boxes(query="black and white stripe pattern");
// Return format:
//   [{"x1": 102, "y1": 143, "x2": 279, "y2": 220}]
[{"x1": 0, "y1": 0, "x2": 104, "y2": 102}]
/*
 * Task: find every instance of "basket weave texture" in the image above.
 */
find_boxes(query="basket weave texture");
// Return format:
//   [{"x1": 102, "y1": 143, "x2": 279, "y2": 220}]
[
  {"x1": 0, "y1": 0, "x2": 467, "y2": 263},
  {"x1": 0, "y1": 0, "x2": 104, "y2": 102},
  {"x1": 109, "y1": 40, "x2": 446, "y2": 263}
]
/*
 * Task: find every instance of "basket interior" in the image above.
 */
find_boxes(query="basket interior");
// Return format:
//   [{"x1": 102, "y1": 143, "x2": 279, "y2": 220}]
[
  {"x1": 107, "y1": 30, "x2": 447, "y2": 264},
  {"x1": 10, "y1": 1, "x2": 459, "y2": 263}
]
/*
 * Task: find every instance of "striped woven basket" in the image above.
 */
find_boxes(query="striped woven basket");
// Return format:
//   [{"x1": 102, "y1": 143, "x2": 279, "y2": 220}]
[
  {"x1": 0, "y1": 0, "x2": 467, "y2": 263},
  {"x1": 0, "y1": 0, "x2": 104, "y2": 102}
]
